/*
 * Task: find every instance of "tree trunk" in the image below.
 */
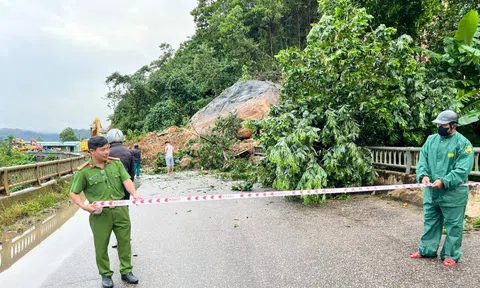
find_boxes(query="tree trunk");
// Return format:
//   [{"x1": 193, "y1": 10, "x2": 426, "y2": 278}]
[
  {"x1": 297, "y1": 6, "x2": 301, "y2": 48},
  {"x1": 269, "y1": 22, "x2": 274, "y2": 57}
]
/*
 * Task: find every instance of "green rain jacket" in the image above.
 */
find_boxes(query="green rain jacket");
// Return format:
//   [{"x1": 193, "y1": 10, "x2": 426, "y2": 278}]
[{"x1": 416, "y1": 132, "x2": 474, "y2": 207}]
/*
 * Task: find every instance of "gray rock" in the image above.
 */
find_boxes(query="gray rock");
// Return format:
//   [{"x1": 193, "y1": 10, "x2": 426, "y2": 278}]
[{"x1": 191, "y1": 80, "x2": 280, "y2": 134}]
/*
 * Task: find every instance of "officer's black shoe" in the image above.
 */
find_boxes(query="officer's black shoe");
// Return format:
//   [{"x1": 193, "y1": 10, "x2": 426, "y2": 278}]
[
  {"x1": 101, "y1": 276, "x2": 114, "y2": 288},
  {"x1": 121, "y1": 272, "x2": 139, "y2": 284}
]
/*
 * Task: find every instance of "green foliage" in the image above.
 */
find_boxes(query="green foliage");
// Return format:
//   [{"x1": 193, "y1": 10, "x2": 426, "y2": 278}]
[
  {"x1": 454, "y1": 10, "x2": 479, "y2": 44},
  {"x1": 106, "y1": 0, "x2": 321, "y2": 134},
  {"x1": 354, "y1": 1, "x2": 479, "y2": 52},
  {"x1": 59, "y1": 127, "x2": 78, "y2": 142},
  {"x1": 0, "y1": 180, "x2": 71, "y2": 239},
  {"x1": 354, "y1": 0, "x2": 441, "y2": 39},
  {"x1": 0, "y1": 145, "x2": 35, "y2": 167},
  {"x1": 219, "y1": 158, "x2": 260, "y2": 181},
  {"x1": 422, "y1": 1, "x2": 479, "y2": 52},
  {"x1": 197, "y1": 113, "x2": 242, "y2": 169},
  {"x1": 420, "y1": 9, "x2": 480, "y2": 127},
  {"x1": 43, "y1": 155, "x2": 57, "y2": 162},
  {"x1": 125, "y1": 130, "x2": 147, "y2": 143},
  {"x1": 232, "y1": 180, "x2": 254, "y2": 191},
  {"x1": 143, "y1": 100, "x2": 183, "y2": 132},
  {"x1": 250, "y1": 0, "x2": 454, "y2": 204}
]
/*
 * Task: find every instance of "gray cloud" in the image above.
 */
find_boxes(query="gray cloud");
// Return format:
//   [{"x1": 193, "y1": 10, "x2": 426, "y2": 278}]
[{"x1": 0, "y1": 0, "x2": 197, "y2": 133}]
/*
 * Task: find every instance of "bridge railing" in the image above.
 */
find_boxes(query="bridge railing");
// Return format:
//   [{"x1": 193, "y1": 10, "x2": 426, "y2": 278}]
[
  {"x1": 368, "y1": 146, "x2": 479, "y2": 176},
  {"x1": 25, "y1": 152, "x2": 82, "y2": 161},
  {"x1": 0, "y1": 155, "x2": 86, "y2": 196},
  {"x1": 254, "y1": 146, "x2": 480, "y2": 176}
]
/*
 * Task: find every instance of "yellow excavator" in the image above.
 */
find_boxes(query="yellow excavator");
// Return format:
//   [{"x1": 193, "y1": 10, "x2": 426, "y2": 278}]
[
  {"x1": 12, "y1": 138, "x2": 27, "y2": 151},
  {"x1": 80, "y1": 117, "x2": 104, "y2": 152},
  {"x1": 12, "y1": 138, "x2": 43, "y2": 151}
]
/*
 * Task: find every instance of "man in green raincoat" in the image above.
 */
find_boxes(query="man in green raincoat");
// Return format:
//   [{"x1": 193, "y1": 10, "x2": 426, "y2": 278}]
[{"x1": 410, "y1": 110, "x2": 474, "y2": 267}]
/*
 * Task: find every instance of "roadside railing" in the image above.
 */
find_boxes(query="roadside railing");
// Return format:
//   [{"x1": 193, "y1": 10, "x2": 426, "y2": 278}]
[
  {"x1": 254, "y1": 146, "x2": 480, "y2": 176},
  {"x1": 368, "y1": 147, "x2": 479, "y2": 176},
  {"x1": 0, "y1": 155, "x2": 86, "y2": 196},
  {"x1": 25, "y1": 152, "x2": 81, "y2": 162}
]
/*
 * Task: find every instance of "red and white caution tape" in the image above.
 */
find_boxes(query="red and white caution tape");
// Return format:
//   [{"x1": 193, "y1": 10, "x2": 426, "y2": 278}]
[{"x1": 92, "y1": 182, "x2": 480, "y2": 208}]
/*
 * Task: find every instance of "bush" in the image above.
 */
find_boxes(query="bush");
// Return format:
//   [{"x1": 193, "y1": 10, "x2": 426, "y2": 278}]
[
  {"x1": 219, "y1": 158, "x2": 259, "y2": 181},
  {"x1": 232, "y1": 181, "x2": 254, "y2": 191},
  {"x1": 0, "y1": 145, "x2": 35, "y2": 167},
  {"x1": 197, "y1": 113, "x2": 241, "y2": 170}
]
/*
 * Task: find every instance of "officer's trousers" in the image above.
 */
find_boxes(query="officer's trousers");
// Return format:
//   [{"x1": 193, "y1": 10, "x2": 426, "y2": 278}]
[
  {"x1": 418, "y1": 203, "x2": 466, "y2": 262},
  {"x1": 89, "y1": 206, "x2": 133, "y2": 276}
]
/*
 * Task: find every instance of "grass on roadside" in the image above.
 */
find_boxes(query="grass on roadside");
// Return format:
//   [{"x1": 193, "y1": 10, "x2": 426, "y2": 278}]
[{"x1": 0, "y1": 180, "x2": 72, "y2": 241}]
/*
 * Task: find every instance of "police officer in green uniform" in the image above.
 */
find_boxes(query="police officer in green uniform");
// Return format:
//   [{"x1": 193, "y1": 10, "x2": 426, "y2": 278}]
[
  {"x1": 70, "y1": 136, "x2": 141, "y2": 287},
  {"x1": 410, "y1": 110, "x2": 474, "y2": 267}
]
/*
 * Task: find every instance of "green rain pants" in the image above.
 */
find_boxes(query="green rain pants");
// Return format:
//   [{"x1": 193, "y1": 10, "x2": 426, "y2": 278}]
[
  {"x1": 89, "y1": 206, "x2": 133, "y2": 276},
  {"x1": 418, "y1": 203, "x2": 466, "y2": 262}
]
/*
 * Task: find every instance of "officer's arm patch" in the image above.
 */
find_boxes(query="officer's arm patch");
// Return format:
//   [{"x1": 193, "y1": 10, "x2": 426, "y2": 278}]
[{"x1": 465, "y1": 145, "x2": 473, "y2": 154}]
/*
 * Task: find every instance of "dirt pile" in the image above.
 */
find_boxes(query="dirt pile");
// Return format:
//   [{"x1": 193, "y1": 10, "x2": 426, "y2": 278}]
[
  {"x1": 127, "y1": 128, "x2": 197, "y2": 168},
  {"x1": 230, "y1": 139, "x2": 259, "y2": 155}
]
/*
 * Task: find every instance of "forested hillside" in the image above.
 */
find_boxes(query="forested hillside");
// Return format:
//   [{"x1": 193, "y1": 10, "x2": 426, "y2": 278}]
[{"x1": 105, "y1": 0, "x2": 479, "y2": 146}]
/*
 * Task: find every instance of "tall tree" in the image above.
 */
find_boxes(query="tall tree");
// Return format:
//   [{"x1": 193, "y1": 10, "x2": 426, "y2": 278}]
[
  {"x1": 249, "y1": 0, "x2": 454, "y2": 204},
  {"x1": 59, "y1": 128, "x2": 79, "y2": 142}
]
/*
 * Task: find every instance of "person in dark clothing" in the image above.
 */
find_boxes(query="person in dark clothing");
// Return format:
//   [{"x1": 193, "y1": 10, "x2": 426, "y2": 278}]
[
  {"x1": 106, "y1": 129, "x2": 135, "y2": 200},
  {"x1": 105, "y1": 128, "x2": 136, "y2": 251},
  {"x1": 132, "y1": 144, "x2": 141, "y2": 177}
]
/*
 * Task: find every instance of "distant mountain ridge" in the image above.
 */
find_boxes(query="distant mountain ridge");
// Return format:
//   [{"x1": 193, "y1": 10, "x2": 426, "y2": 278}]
[{"x1": 0, "y1": 128, "x2": 90, "y2": 141}]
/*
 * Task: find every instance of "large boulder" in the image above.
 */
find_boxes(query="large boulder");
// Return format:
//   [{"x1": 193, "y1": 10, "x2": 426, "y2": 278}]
[
  {"x1": 180, "y1": 157, "x2": 193, "y2": 169},
  {"x1": 191, "y1": 80, "x2": 280, "y2": 134},
  {"x1": 190, "y1": 143, "x2": 203, "y2": 157},
  {"x1": 236, "y1": 127, "x2": 253, "y2": 140}
]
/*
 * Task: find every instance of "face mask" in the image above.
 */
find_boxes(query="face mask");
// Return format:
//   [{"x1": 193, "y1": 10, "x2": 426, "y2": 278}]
[{"x1": 438, "y1": 126, "x2": 450, "y2": 136}]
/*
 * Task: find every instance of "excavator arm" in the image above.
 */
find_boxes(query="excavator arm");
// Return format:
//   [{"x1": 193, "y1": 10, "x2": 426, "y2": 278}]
[{"x1": 81, "y1": 117, "x2": 103, "y2": 152}]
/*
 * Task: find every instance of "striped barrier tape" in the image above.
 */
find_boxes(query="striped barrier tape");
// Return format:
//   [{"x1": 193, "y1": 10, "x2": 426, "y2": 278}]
[{"x1": 92, "y1": 182, "x2": 480, "y2": 208}]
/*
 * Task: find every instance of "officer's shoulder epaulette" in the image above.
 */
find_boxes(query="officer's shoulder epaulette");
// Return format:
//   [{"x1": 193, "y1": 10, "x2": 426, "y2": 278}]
[
  {"x1": 108, "y1": 157, "x2": 121, "y2": 161},
  {"x1": 76, "y1": 162, "x2": 90, "y2": 171}
]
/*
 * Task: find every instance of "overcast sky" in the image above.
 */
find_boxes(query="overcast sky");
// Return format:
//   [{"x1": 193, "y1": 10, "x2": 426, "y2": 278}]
[{"x1": 0, "y1": 0, "x2": 197, "y2": 133}]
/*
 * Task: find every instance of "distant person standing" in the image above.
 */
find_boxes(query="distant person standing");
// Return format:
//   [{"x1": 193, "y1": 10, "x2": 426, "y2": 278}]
[
  {"x1": 132, "y1": 143, "x2": 141, "y2": 177},
  {"x1": 165, "y1": 141, "x2": 174, "y2": 175},
  {"x1": 106, "y1": 129, "x2": 135, "y2": 200}
]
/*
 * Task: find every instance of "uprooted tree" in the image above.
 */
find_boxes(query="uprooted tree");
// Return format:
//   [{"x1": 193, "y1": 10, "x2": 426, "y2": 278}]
[
  {"x1": 249, "y1": 0, "x2": 458, "y2": 205},
  {"x1": 195, "y1": 113, "x2": 242, "y2": 170}
]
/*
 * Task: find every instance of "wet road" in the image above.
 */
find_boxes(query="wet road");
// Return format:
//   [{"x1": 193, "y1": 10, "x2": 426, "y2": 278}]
[{"x1": 1, "y1": 172, "x2": 480, "y2": 287}]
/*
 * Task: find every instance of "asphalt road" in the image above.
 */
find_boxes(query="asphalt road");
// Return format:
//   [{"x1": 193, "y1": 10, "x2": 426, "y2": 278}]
[{"x1": 2, "y1": 172, "x2": 480, "y2": 288}]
